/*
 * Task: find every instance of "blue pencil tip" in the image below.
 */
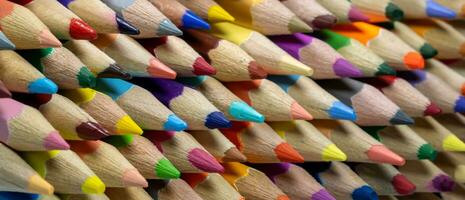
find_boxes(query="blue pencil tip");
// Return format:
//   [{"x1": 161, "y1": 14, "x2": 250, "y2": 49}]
[
  {"x1": 28, "y1": 78, "x2": 58, "y2": 94},
  {"x1": 389, "y1": 110, "x2": 414, "y2": 125},
  {"x1": 182, "y1": 10, "x2": 211, "y2": 30},
  {"x1": 328, "y1": 101, "x2": 357, "y2": 120},
  {"x1": 205, "y1": 111, "x2": 232, "y2": 129},
  {"x1": 0, "y1": 32, "x2": 15, "y2": 50},
  {"x1": 158, "y1": 19, "x2": 183, "y2": 36},
  {"x1": 454, "y1": 96, "x2": 465, "y2": 113},
  {"x1": 426, "y1": 0, "x2": 457, "y2": 19},
  {"x1": 164, "y1": 114, "x2": 188, "y2": 131},
  {"x1": 116, "y1": 16, "x2": 140, "y2": 35},
  {"x1": 352, "y1": 185, "x2": 378, "y2": 200},
  {"x1": 229, "y1": 101, "x2": 265, "y2": 122},
  {"x1": 0, "y1": 192, "x2": 39, "y2": 200}
]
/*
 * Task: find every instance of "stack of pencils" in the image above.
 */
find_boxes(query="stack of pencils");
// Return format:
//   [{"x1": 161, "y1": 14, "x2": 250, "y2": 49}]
[{"x1": 2, "y1": 0, "x2": 465, "y2": 199}]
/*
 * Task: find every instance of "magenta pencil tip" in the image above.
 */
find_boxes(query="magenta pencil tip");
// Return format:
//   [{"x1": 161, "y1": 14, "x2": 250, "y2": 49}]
[{"x1": 188, "y1": 148, "x2": 224, "y2": 172}]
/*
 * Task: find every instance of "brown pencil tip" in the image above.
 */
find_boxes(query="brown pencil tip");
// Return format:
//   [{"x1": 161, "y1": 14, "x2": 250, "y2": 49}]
[
  {"x1": 312, "y1": 15, "x2": 337, "y2": 29},
  {"x1": 290, "y1": 102, "x2": 313, "y2": 120},
  {"x1": 122, "y1": 168, "x2": 148, "y2": 187},
  {"x1": 76, "y1": 121, "x2": 111, "y2": 140},
  {"x1": 248, "y1": 61, "x2": 268, "y2": 79},
  {"x1": 274, "y1": 142, "x2": 304, "y2": 163},
  {"x1": 39, "y1": 30, "x2": 62, "y2": 48},
  {"x1": 222, "y1": 147, "x2": 247, "y2": 162}
]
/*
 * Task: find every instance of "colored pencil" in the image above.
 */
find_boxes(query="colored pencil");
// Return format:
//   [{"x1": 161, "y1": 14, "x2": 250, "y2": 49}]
[
  {"x1": 313, "y1": 119, "x2": 405, "y2": 165},
  {"x1": 391, "y1": 0, "x2": 456, "y2": 19},
  {"x1": 435, "y1": 152, "x2": 465, "y2": 182},
  {"x1": 397, "y1": 70, "x2": 465, "y2": 113},
  {"x1": 270, "y1": 33, "x2": 363, "y2": 79},
  {"x1": 147, "y1": 0, "x2": 210, "y2": 29},
  {"x1": 22, "y1": 150, "x2": 106, "y2": 194},
  {"x1": 223, "y1": 79, "x2": 312, "y2": 121},
  {"x1": 316, "y1": 30, "x2": 396, "y2": 76},
  {"x1": 60, "y1": 194, "x2": 110, "y2": 200},
  {"x1": 220, "y1": 162, "x2": 289, "y2": 200},
  {"x1": 103, "y1": 134, "x2": 181, "y2": 179},
  {"x1": 303, "y1": 162, "x2": 378, "y2": 200},
  {"x1": 0, "y1": 80, "x2": 11, "y2": 98},
  {"x1": 398, "y1": 160, "x2": 456, "y2": 192},
  {"x1": 131, "y1": 77, "x2": 231, "y2": 130},
  {"x1": 407, "y1": 19, "x2": 465, "y2": 59},
  {"x1": 268, "y1": 120, "x2": 347, "y2": 161},
  {"x1": 13, "y1": 93, "x2": 110, "y2": 140},
  {"x1": 380, "y1": 21, "x2": 438, "y2": 59},
  {"x1": 94, "y1": 78, "x2": 187, "y2": 131},
  {"x1": 409, "y1": 117, "x2": 465, "y2": 152},
  {"x1": 0, "y1": 192, "x2": 40, "y2": 200},
  {"x1": 177, "y1": 76, "x2": 264, "y2": 122},
  {"x1": 442, "y1": 184, "x2": 465, "y2": 200},
  {"x1": 18, "y1": 47, "x2": 96, "y2": 89},
  {"x1": 183, "y1": 30, "x2": 268, "y2": 81},
  {"x1": 106, "y1": 187, "x2": 152, "y2": 200},
  {"x1": 57, "y1": 0, "x2": 139, "y2": 34},
  {"x1": 361, "y1": 75, "x2": 442, "y2": 117},
  {"x1": 317, "y1": 78, "x2": 414, "y2": 126},
  {"x1": 210, "y1": 22, "x2": 313, "y2": 75},
  {"x1": 91, "y1": 34, "x2": 176, "y2": 79},
  {"x1": 350, "y1": 0, "x2": 404, "y2": 21},
  {"x1": 0, "y1": 30, "x2": 14, "y2": 50},
  {"x1": 189, "y1": 129, "x2": 247, "y2": 162},
  {"x1": 315, "y1": 0, "x2": 369, "y2": 23},
  {"x1": 280, "y1": 0, "x2": 336, "y2": 29},
  {"x1": 176, "y1": 0, "x2": 234, "y2": 22},
  {"x1": 62, "y1": 40, "x2": 131, "y2": 79},
  {"x1": 0, "y1": 143, "x2": 54, "y2": 195},
  {"x1": 426, "y1": 59, "x2": 465, "y2": 96},
  {"x1": 144, "y1": 130, "x2": 224, "y2": 173},
  {"x1": 138, "y1": 36, "x2": 216, "y2": 76},
  {"x1": 215, "y1": 0, "x2": 311, "y2": 35},
  {"x1": 11, "y1": 0, "x2": 97, "y2": 40},
  {"x1": 146, "y1": 179, "x2": 203, "y2": 200},
  {"x1": 0, "y1": 50, "x2": 57, "y2": 94},
  {"x1": 0, "y1": 0, "x2": 61, "y2": 49},
  {"x1": 182, "y1": 173, "x2": 244, "y2": 200},
  {"x1": 69, "y1": 140, "x2": 147, "y2": 187},
  {"x1": 102, "y1": 0, "x2": 181, "y2": 38},
  {"x1": 435, "y1": 0, "x2": 465, "y2": 17},
  {"x1": 61, "y1": 88, "x2": 143, "y2": 135},
  {"x1": 363, "y1": 125, "x2": 438, "y2": 160},
  {"x1": 434, "y1": 114, "x2": 465, "y2": 141},
  {"x1": 352, "y1": 163, "x2": 416, "y2": 195},
  {"x1": 0, "y1": 98, "x2": 68, "y2": 151},
  {"x1": 268, "y1": 75, "x2": 356, "y2": 120},
  {"x1": 219, "y1": 122, "x2": 304, "y2": 163},
  {"x1": 254, "y1": 163, "x2": 336, "y2": 200},
  {"x1": 332, "y1": 22, "x2": 424, "y2": 70}
]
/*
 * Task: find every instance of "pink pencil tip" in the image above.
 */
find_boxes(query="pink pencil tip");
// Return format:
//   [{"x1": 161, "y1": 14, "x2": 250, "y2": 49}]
[
  {"x1": 290, "y1": 101, "x2": 313, "y2": 120},
  {"x1": 39, "y1": 30, "x2": 62, "y2": 48},
  {"x1": 193, "y1": 57, "x2": 216, "y2": 75},
  {"x1": 44, "y1": 131, "x2": 69, "y2": 150},
  {"x1": 348, "y1": 6, "x2": 370, "y2": 22},
  {"x1": 122, "y1": 168, "x2": 148, "y2": 187},
  {"x1": 367, "y1": 145, "x2": 405, "y2": 166},
  {"x1": 147, "y1": 58, "x2": 177, "y2": 79},
  {"x1": 188, "y1": 148, "x2": 224, "y2": 173}
]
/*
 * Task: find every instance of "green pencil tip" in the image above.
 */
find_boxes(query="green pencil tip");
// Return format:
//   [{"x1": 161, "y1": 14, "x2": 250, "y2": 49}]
[
  {"x1": 375, "y1": 63, "x2": 396, "y2": 76},
  {"x1": 386, "y1": 3, "x2": 404, "y2": 21},
  {"x1": 419, "y1": 43, "x2": 438, "y2": 59},
  {"x1": 78, "y1": 67, "x2": 97, "y2": 88},
  {"x1": 155, "y1": 158, "x2": 181, "y2": 179},
  {"x1": 418, "y1": 143, "x2": 438, "y2": 160}
]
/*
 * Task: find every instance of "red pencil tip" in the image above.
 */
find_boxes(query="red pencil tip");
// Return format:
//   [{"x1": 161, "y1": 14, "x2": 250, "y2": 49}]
[
  {"x1": 188, "y1": 148, "x2": 224, "y2": 172},
  {"x1": 424, "y1": 103, "x2": 442, "y2": 116},
  {"x1": 148, "y1": 58, "x2": 177, "y2": 79},
  {"x1": 392, "y1": 174, "x2": 416, "y2": 195},
  {"x1": 367, "y1": 145, "x2": 405, "y2": 166},
  {"x1": 193, "y1": 57, "x2": 216, "y2": 75},
  {"x1": 274, "y1": 142, "x2": 304, "y2": 163},
  {"x1": 69, "y1": 18, "x2": 97, "y2": 40},
  {"x1": 403, "y1": 52, "x2": 424, "y2": 69},
  {"x1": 248, "y1": 61, "x2": 268, "y2": 79},
  {"x1": 290, "y1": 101, "x2": 313, "y2": 120}
]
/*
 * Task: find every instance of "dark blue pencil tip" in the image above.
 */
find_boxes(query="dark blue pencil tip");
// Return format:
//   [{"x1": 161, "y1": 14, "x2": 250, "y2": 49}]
[
  {"x1": 0, "y1": 192, "x2": 39, "y2": 200},
  {"x1": 352, "y1": 185, "x2": 378, "y2": 200},
  {"x1": 116, "y1": 16, "x2": 140, "y2": 35},
  {"x1": 328, "y1": 101, "x2": 357, "y2": 120},
  {"x1": 426, "y1": 0, "x2": 457, "y2": 19},
  {"x1": 164, "y1": 114, "x2": 188, "y2": 131},
  {"x1": 182, "y1": 10, "x2": 211, "y2": 30},
  {"x1": 28, "y1": 78, "x2": 58, "y2": 94},
  {"x1": 454, "y1": 96, "x2": 465, "y2": 113},
  {"x1": 205, "y1": 111, "x2": 232, "y2": 129},
  {"x1": 389, "y1": 110, "x2": 414, "y2": 125}
]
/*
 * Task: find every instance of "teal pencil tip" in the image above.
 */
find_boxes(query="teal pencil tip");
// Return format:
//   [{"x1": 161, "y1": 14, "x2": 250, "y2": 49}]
[
  {"x1": 229, "y1": 101, "x2": 265, "y2": 122},
  {"x1": 328, "y1": 101, "x2": 357, "y2": 120},
  {"x1": 28, "y1": 78, "x2": 58, "y2": 94},
  {"x1": 164, "y1": 114, "x2": 188, "y2": 131},
  {"x1": 0, "y1": 32, "x2": 15, "y2": 50},
  {"x1": 158, "y1": 19, "x2": 183, "y2": 36}
]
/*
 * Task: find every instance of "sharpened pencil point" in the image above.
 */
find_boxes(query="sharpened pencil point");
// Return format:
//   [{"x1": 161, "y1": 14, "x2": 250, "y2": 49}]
[
  {"x1": 290, "y1": 102, "x2": 313, "y2": 120},
  {"x1": 333, "y1": 58, "x2": 363, "y2": 77},
  {"x1": 28, "y1": 174, "x2": 54, "y2": 195},
  {"x1": 122, "y1": 168, "x2": 148, "y2": 187},
  {"x1": 163, "y1": 114, "x2": 188, "y2": 131},
  {"x1": 116, "y1": 16, "x2": 140, "y2": 35},
  {"x1": 248, "y1": 61, "x2": 268, "y2": 79},
  {"x1": 0, "y1": 32, "x2": 15, "y2": 50},
  {"x1": 277, "y1": 195, "x2": 290, "y2": 200},
  {"x1": 274, "y1": 142, "x2": 304, "y2": 163},
  {"x1": 116, "y1": 115, "x2": 143, "y2": 135},
  {"x1": 208, "y1": 5, "x2": 235, "y2": 22},
  {"x1": 76, "y1": 122, "x2": 111, "y2": 140},
  {"x1": 403, "y1": 52, "x2": 424, "y2": 69},
  {"x1": 322, "y1": 144, "x2": 347, "y2": 161},
  {"x1": 461, "y1": 83, "x2": 465, "y2": 96},
  {"x1": 155, "y1": 158, "x2": 181, "y2": 179},
  {"x1": 288, "y1": 16, "x2": 312, "y2": 33},
  {"x1": 426, "y1": 0, "x2": 457, "y2": 19},
  {"x1": 81, "y1": 175, "x2": 105, "y2": 194},
  {"x1": 28, "y1": 78, "x2": 58, "y2": 94},
  {"x1": 0, "y1": 192, "x2": 39, "y2": 200},
  {"x1": 418, "y1": 143, "x2": 437, "y2": 160},
  {"x1": 392, "y1": 174, "x2": 416, "y2": 195},
  {"x1": 223, "y1": 147, "x2": 247, "y2": 162},
  {"x1": 352, "y1": 185, "x2": 378, "y2": 200},
  {"x1": 368, "y1": 145, "x2": 405, "y2": 166},
  {"x1": 205, "y1": 111, "x2": 232, "y2": 129},
  {"x1": 328, "y1": 101, "x2": 357, "y2": 120},
  {"x1": 313, "y1": 189, "x2": 336, "y2": 200},
  {"x1": 455, "y1": 165, "x2": 465, "y2": 182},
  {"x1": 148, "y1": 58, "x2": 177, "y2": 79},
  {"x1": 454, "y1": 96, "x2": 465, "y2": 113},
  {"x1": 44, "y1": 131, "x2": 69, "y2": 150},
  {"x1": 39, "y1": 30, "x2": 62, "y2": 48},
  {"x1": 424, "y1": 103, "x2": 442, "y2": 116},
  {"x1": 419, "y1": 43, "x2": 438, "y2": 59},
  {"x1": 229, "y1": 101, "x2": 265, "y2": 122},
  {"x1": 375, "y1": 63, "x2": 396, "y2": 76},
  {"x1": 432, "y1": 174, "x2": 456, "y2": 192},
  {"x1": 313, "y1": 15, "x2": 337, "y2": 29},
  {"x1": 188, "y1": 148, "x2": 224, "y2": 172},
  {"x1": 389, "y1": 110, "x2": 414, "y2": 125},
  {"x1": 98, "y1": 64, "x2": 132, "y2": 79},
  {"x1": 77, "y1": 67, "x2": 97, "y2": 88},
  {"x1": 69, "y1": 18, "x2": 97, "y2": 40},
  {"x1": 385, "y1": 3, "x2": 404, "y2": 21},
  {"x1": 348, "y1": 6, "x2": 370, "y2": 22},
  {"x1": 158, "y1": 19, "x2": 183, "y2": 36},
  {"x1": 193, "y1": 57, "x2": 216, "y2": 75},
  {"x1": 182, "y1": 10, "x2": 211, "y2": 30},
  {"x1": 443, "y1": 134, "x2": 465, "y2": 151}
]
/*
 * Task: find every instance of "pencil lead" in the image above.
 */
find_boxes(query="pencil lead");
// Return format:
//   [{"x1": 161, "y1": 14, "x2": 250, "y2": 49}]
[
  {"x1": 229, "y1": 101, "x2": 265, "y2": 122},
  {"x1": 116, "y1": 16, "x2": 140, "y2": 35},
  {"x1": 28, "y1": 175, "x2": 54, "y2": 195},
  {"x1": 163, "y1": 114, "x2": 188, "y2": 131},
  {"x1": 98, "y1": 64, "x2": 132, "y2": 79},
  {"x1": 454, "y1": 96, "x2": 465, "y2": 113},
  {"x1": 290, "y1": 102, "x2": 313, "y2": 120},
  {"x1": 207, "y1": 5, "x2": 235, "y2": 22},
  {"x1": 403, "y1": 52, "x2": 424, "y2": 69},
  {"x1": 122, "y1": 169, "x2": 148, "y2": 187},
  {"x1": 385, "y1": 2, "x2": 404, "y2": 21},
  {"x1": 248, "y1": 61, "x2": 268, "y2": 79},
  {"x1": 328, "y1": 101, "x2": 357, "y2": 120},
  {"x1": 443, "y1": 134, "x2": 465, "y2": 151},
  {"x1": 432, "y1": 174, "x2": 456, "y2": 192},
  {"x1": 368, "y1": 145, "x2": 405, "y2": 166},
  {"x1": 348, "y1": 7, "x2": 370, "y2": 22},
  {"x1": 44, "y1": 131, "x2": 69, "y2": 150},
  {"x1": 69, "y1": 18, "x2": 97, "y2": 40},
  {"x1": 417, "y1": 143, "x2": 437, "y2": 160},
  {"x1": 274, "y1": 143, "x2": 304, "y2": 163},
  {"x1": 81, "y1": 175, "x2": 106, "y2": 194},
  {"x1": 392, "y1": 174, "x2": 416, "y2": 195},
  {"x1": 28, "y1": 78, "x2": 58, "y2": 94},
  {"x1": 312, "y1": 15, "x2": 337, "y2": 29},
  {"x1": 389, "y1": 110, "x2": 414, "y2": 125},
  {"x1": 333, "y1": 59, "x2": 363, "y2": 77},
  {"x1": 424, "y1": 103, "x2": 442, "y2": 116},
  {"x1": 193, "y1": 57, "x2": 216, "y2": 75},
  {"x1": 312, "y1": 189, "x2": 336, "y2": 200},
  {"x1": 188, "y1": 148, "x2": 224, "y2": 172},
  {"x1": 205, "y1": 111, "x2": 232, "y2": 129},
  {"x1": 352, "y1": 185, "x2": 378, "y2": 200},
  {"x1": 0, "y1": 32, "x2": 15, "y2": 50},
  {"x1": 148, "y1": 59, "x2": 177, "y2": 79},
  {"x1": 158, "y1": 19, "x2": 183, "y2": 36},
  {"x1": 322, "y1": 144, "x2": 347, "y2": 161},
  {"x1": 155, "y1": 158, "x2": 181, "y2": 179},
  {"x1": 182, "y1": 10, "x2": 211, "y2": 30},
  {"x1": 76, "y1": 122, "x2": 111, "y2": 140},
  {"x1": 77, "y1": 67, "x2": 97, "y2": 88},
  {"x1": 419, "y1": 43, "x2": 438, "y2": 59},
  {"x1": 375, "y1": 63, "x2": 396, "y2": 76},
  {"x1": 115, "y1": 115, "x2": 143, "y2": 135},
  {"x1": 39, "y1": 30, "x2": 62, "y2": 48},
  {"x1": 426, "y1": 0, "x2": 457, "y2": 19}
]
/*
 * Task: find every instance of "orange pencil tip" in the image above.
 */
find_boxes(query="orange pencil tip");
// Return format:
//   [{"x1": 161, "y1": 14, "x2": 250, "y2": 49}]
[
  {"x1": 367, "y1": 145, "x2": 405, "y2": 166},
  {"x1": 274, "y1": 142, "x2": 304, "y2": 163},
  {"x1": 148, "y1": 58, "x2": 177, "y2": 79},
  {"x1": 277, "y1": 195, "x2": 290, "y2": 200},
  {"x1": 403, "y1": 52, "x2": 424, "y2": 69},
  {"x1": 290, "y1": 102, "x2": 313, "y2": 120}
]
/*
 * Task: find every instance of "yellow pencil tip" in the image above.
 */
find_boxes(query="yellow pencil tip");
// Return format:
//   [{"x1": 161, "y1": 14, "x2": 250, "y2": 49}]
[
  {"x1": 322, "y1": 144, "x2": 347, "y2": 161},
  {"x1": 443, "y1": 134, "x2": 465, "y2": 151},
  {"x1": 208, "y1": 5, "x2": 235, "y2": 22},
  {"x1": 81, "y1": 175, "x2": 106, "y2": 194},
  {"x1": 116, "y1": 115, "x2": 143, "y2": 135},
  {"x1": 28, "y1": 175, "x2": 54, "y2": 195},
  {"x1": 279, "y1": 55, "x2": 313, "y2": 76}
]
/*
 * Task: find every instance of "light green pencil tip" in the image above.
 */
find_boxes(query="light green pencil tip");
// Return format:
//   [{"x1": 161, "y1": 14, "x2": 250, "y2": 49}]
[{"x1": 155, "y1": 158, "x2": 181, "y2": 179}]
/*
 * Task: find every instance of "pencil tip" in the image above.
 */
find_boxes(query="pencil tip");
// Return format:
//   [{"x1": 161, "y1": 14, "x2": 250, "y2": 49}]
[
  {"x1": 403, "y1": 52, "x2": 424, "y2": 69},
  {"x1": 313, "y1": 189, "x2": 336, "y2": 200},
  {"x1": 417, "y1": 143, "x2": 437, "y2": 160},
  {"x1": 426, "y1": 0, "x2": 457, "y2": 19},
  {"x1": 455, "y1": 165, "x2": 465, "y2": 182},
  {"x1": 116, "y1": 16, "x2": 140, "y2": 35},
  {"x1": 375, "y1": 63, "x2": 396, "y2": 76},
  {"x1": 248, "y1": 61, "x2": 268, "y2": 79},
  {"x1": 454, "y1": 96, "x2": 465, "y2": 113},
  {"x1": 275, "y1": 142, "x2": 304, "y2": 163},
  {"x1": 155, "y1": 158, "x2": 181, "y2": 179},
  {"x1": 419, "y1": 43, "x2": 438, "y2": 59},
  {"x1": 158, "y1": 19, "x2": 183, "y2": 36},
  {"x1": 205, "y1": 111, "x2": 232, "y2": 129},
  {"x1": 333, "y1": 58, "x2": 363, "y2": 77},
  {"x1": 424, "y1": 103, "x2": 442, "y2": 116},
  {"x1": 28, "y1": 78, "x2": 58, "y2": 94},
  {"x1": 348, "y1": 6, "x2": 370, "y2": 22},
  {"x1": 69, "y1": 18, "x2": 98, "y2": 40},
  {"x1": 352, "y1": 185, "x2": 378, "y2": 200},
  {"x1": 76, "y1": 121, "x2": 111, "y2": 140},
  {"x1": 163, "y1": 114, "x2": 188, "y2": 131},
  {"x1": 39, "y1": 30, "x2": 62, "y2": 48},
  {"x1": 280, "y1": 55, "x2": 313, "y2": 76},
  {"x1": 0, "y1": 32, "x2": 15, "y2": 50},
  {"x1": 229, "y1": 101, "x2": 265, "y2": 122},
  {"x1": 0, "y1": 82, "x2": 11, "y2": 98},
  {"x1": 28, "y1": 174, "x2": 54, "y2": 195},
  {"x1": 193, "y1": 57, "x2": 216, "y2": 75},
  {"x1": 116, "y1": 115, "x2": 143, "y2": 135},
  {"x1": 123, "y1": 168, "x2": 148, "y2": 187},
  {"x1": 288, "y1": 16, "x2": 313, "y2": 33},
  {"x1": 277, "y1": 195, "x2": 290, "y2": 200},
  {"x1": 313, "y1": 15, "x2": 337, "y2": 29},
  {"x1": 389, "y1": 110, "x2": 414, "y2": 125},
  {"x1": 208, "y1": 5, "x2": 235, "y2": 22},
  {"x1": 148, "y1": 58, "x2": 177, "y2": 79},
  {"x1": 392, "y1": 174, "x2": 416, "y2": 195},
  {"x1": 223, "y1": 147, "x2": 247, "y2": 162},
  {"x1": 461, "y1": 83, "x2": 465, "y2": 96},
  {"x1": 188, "y1": 148, "x2": 224, "y2": 172},
  {"x1": 385, "y1": 2, "x2": 404, "y2": 21},
  {"x1": 443, "y1": 134, "x2": 465, "y2": 151},
  {"x1": 44, "y1": 131, "x2": 69, "y2": 150},
  {"x1": 432, "y1": 174, "x2": 456, "y2": 192},
  {"x1": 77, "y1": 67, "x2": 97, "y2": 88},
  {"x1": 328, "y1": 101, "x2": 357, "y2": 120},
  {"x1": 98, "y1": 64, "x2": 132, "y2": 79},
  {"x1": 322, "y1": 144, "x2": 347, "y2": 161},
  {"x1": 81, "y1": 175, "x2": 106, "y2": 194},
  {"x1": 182, "y1": 10, "x2": 211, "y2": 30},
  {"x1": 368, "y1": 145, "x2": 405, "y2": 166},
  {"x1": 291, "y1": 102, "x2": 313, "y2": 120}
]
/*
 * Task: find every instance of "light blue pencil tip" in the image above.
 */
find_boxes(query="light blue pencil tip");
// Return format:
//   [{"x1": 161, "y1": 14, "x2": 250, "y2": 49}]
[
  {"x1": 426, "y1": 0, "x2": 457, "y2": 19},
  {"x1": 164, "y1": 114, "x2": 188, "y2": 131},
  {"x1": 229, "y1": 101, "x2": 265, "y2": 123},
  {"x1": 28, "y1": 78, "x2": 58, "y2": 94},
  {"x1": 328, "y1": 101, "x2": 357, "y2": 120},
  {"x1": 0, "y1": 32, "x2": 15, "y2": 50},
  {"x1": 158, "y1": 19, "x2": 183, "y2": 36}
]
